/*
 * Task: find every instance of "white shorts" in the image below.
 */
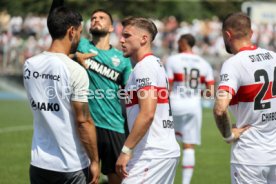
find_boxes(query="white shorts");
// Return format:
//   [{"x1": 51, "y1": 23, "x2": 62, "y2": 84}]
[
  {"x1": 231, "y1": 163, "x2": 276, "y2": 184},
  {"x1": 173, "y1": 106, "x2": 202, "y2": 145},
  {"x1": 122, "y1": 157, "x2": 179, "y2": 184}
]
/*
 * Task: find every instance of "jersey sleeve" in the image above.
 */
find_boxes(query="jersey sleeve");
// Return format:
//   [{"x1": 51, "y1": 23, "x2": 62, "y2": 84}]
[
  {"x1": 218, "y1": 59, "x2": 240, "y2": 96},
  {"x1": 70, "y1": 66, "x2": 89, "y2": 102},
  {"x1": 165, "y1": 57, "x2": 174, "y2": 83},
  {"x1": 133, "y1": 61, "x2": 158, "y2": 90},
  {"x1": 122, "y1": 58, "x2": 133, "y2": 86}
]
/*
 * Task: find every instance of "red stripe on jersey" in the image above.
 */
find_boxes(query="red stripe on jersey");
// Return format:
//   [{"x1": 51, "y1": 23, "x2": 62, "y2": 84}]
[
  {"x1": 200, "y1": 76, "x2": 205, "y2": 83},
  {"x1": 168, "y1": 78, "x2": 174, "y2": 83},
  {"x1": 126, "y1": 86, "x2": 169, "y2": 107},
  {"x1": 139, "y1": 53, "x2": 153, "y2": 61},
  {"x1": 173, "y1": 73, "x2": 184, "y2": 82},
  {"x1": 206, "y1": 80, "x2": 215, "y2": 86},
  {"x1": 239, "y1": 45, "x2": 257, "y2": 52},
  {"x1": 218, "y1": 85, "x2": 236, "y2": 96},
  {"x1": 220, "y1": 82, "x2": 275, "y2": 105}
]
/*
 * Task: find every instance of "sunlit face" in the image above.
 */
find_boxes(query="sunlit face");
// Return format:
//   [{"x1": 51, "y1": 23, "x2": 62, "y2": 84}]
[
  {"x1": 120, "y1": 25, "x2": 142, "y2": 58},
  {"x1": 70, "y1": 25, "x2": 82, "y2": 53},
  {"x1": 90, "y1": 11, "x2": 113, "y2": 36}
]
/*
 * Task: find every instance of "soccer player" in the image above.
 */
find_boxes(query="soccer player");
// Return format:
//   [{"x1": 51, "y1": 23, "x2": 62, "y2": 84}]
[
  {"x1": 23, "y1": 7, "x2": 99, "y2": 184},
  {"x1": 165, "y1": 34, "x2": 215, "y2": 184},
  {"x1": 76, "y1": 9, "x2": 132, "y2": 184},
  {"x1": 115, "y1": 17, "x2": 180, "y2": 184},
  {"x1": 213, "y1": 12, "x2": 276, "y2": 184}
]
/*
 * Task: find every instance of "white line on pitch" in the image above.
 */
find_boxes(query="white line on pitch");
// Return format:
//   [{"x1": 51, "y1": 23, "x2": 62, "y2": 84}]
[{"x1": 0, "y1": 125, "x2": 33, "y2": 134}]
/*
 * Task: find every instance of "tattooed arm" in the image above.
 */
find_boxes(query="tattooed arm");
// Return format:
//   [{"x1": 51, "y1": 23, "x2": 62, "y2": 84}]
[
  {"x1": 72, "y1": 101, "x2": 99, "y2": 184},
  {"x1": 213, "y1": 90, "x2": 249, "y2": 143}
]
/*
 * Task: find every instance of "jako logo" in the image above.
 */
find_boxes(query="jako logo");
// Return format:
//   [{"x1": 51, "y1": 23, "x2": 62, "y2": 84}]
[{"x1": 31, "y1": 99, "x2": 60, "y2": 112}]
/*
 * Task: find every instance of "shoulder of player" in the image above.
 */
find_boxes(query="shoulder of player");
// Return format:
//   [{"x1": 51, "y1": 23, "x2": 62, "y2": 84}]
[
  {"x1": 77, "y1": 37, "x2": 94, "y2": 51},
  {"x1": 79, "y1": 37, "x2": 90, "y2": 44},
  {"x1": 24, "y1": 52, "x2": 45, "y2": 64},
  {"x1": 135, "y1": 55, "x2": 161, "y2": 69}
]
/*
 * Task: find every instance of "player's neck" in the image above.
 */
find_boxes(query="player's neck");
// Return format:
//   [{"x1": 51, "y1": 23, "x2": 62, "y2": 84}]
[
  {"x1": 133, "y1": 47, "x2": 153, "y2": 63},
  {"x1": 180, "y1": 48, "x2": 193, "y2": 54},
  {"x1": 233, "y1": 39, "x2": 253, "y2": 54},
  {"x1": 48, "y1": 39, "x2": 70, "y2": 55},
  {"x1": 92, "y1": 35, "x2": 111, "y2": 50}
]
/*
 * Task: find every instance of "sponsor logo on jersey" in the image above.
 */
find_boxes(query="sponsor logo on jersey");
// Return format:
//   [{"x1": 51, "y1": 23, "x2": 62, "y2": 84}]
[
  {"x1": 24, "y1": 69, "x2": 60, "y2": 81},
  {"x1": 24, "y1": 68, "x2": 31, "y2": 79},
  {"x1": 136, "y1": 78, "x2": 152, "y2": 88},
  {"x1": 31, "y1": 98, "x2": 60, "y2": 111},
  {"x1": 86, "y1": 58, "x2": 122, "y2": 84},
  {"x1": 111, "y1": 56, "x2": 121, "y2": 67},
  {"x1": 220, "y1": 74, "x2": 229, "y2": 82}
]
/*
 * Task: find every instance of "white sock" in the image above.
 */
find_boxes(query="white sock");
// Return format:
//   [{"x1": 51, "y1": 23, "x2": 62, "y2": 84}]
[{"x1": 182, "y1": 148, "x2": 195, "y2": 184}]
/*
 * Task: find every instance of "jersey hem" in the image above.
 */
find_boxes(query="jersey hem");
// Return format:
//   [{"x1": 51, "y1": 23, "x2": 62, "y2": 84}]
[
  {"x1": 30, "y1": 162, "x2": 90, "y2": 173},
  {"x1": 230, "y1": 161, "x2": 276, "y2": 166},
  {"x1": 95, "y1": 125, "x2": 125, "y2": 134}
]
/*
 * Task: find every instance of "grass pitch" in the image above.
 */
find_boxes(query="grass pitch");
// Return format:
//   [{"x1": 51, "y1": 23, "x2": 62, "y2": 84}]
[{"x1": 0, "y1": 100, "x2": 231, "y2": 184}]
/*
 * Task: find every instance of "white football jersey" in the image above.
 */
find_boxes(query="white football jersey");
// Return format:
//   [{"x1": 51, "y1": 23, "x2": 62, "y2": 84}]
[
  {"x1": 23, "y1": 51, "x2": 90, "y2": 172},
  {"x1": 125, "y1": 54, "x2": 180, "y2": 160},
  {"x1": 165, "y1": 52, "x2": 214, "y2": 115},
  {"x1": 218, "y1": 46, "x2": 276, "y2": 165}
]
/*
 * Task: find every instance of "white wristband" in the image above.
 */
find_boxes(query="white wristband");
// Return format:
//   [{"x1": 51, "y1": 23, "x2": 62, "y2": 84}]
[
  {"x1": 121, "y1": 145, "x2": 133, "y2": 155},
  {"x1": 223, "y1": 132, "x2": 235, "y2": 142}
]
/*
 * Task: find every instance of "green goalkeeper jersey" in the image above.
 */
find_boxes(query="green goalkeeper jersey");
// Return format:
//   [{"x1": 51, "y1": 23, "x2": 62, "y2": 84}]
[{"x1": 77, "y1": 37, "x2": 132, "y2": 133}]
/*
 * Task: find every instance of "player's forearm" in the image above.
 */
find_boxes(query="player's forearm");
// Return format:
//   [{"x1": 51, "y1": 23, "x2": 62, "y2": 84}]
[
  {"x1": 77, "y1": 119, "x2": 99, "y2": 163},
  {"x1": 213, "y1": 104, "x2": 232, "y2": 138},
  {"x1": 124, "y1": 111, "x2": 154, "y2": 149}
]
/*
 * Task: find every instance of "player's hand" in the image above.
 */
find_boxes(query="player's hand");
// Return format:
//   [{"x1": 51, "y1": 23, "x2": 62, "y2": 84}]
[
  {"x1": 115, "y1": 153, "x2": 131, "y2": 179},
  {"x1": 89, "y1": 161, "x2": 100, "y2": 184},
  {"x1": 230, "y1": 125, "x2": 250, "y2": 143},
  {"x1": 76, "y1": 52, "x2": 97, "y2": 69}
]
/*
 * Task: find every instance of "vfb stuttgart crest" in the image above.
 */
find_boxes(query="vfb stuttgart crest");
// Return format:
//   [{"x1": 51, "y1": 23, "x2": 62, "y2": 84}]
[{"x1": 111, "y1": 56, "x2": 121, "y2": 67}]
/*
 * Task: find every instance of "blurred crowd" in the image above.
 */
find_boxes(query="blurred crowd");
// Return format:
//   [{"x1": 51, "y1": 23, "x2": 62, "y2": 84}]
[{"x1": 1, "y1": 10, "x2": 276, "y2": 76}]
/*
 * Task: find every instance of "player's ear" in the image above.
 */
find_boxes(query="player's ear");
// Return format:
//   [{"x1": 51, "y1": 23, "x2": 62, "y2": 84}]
[
  {"x1": 141, "y1": 34, "x2": 148, "y2": 45},
  {"x1": 68, "y1": 26, "x2": 75, "y2": 39},
  {"x1": 225, "y1": 30, "x2": 232, "y2": 40}
]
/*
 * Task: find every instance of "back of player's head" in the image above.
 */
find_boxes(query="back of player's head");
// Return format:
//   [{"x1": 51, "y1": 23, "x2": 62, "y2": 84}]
[
  {"x1": 122, "y1": 17, "x2": 158, "y2": 42},
  {"x1": 92, "y1": 9, "x2": 113, "y2": 24},
  {"x1": 47, "y1": 6, "x2": 82, "y2": 39},
  {"x1": 222, "y1": 12, "x2": 251, "y2": 39},
  {"x1": 179, "y1": 34, "x2": 195, "y2": 48}
]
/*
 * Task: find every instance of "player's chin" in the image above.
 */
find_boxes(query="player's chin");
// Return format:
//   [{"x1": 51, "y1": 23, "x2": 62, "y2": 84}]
[{"x1": 122, "y1": 48, "x2": 129, "y2": 57}]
